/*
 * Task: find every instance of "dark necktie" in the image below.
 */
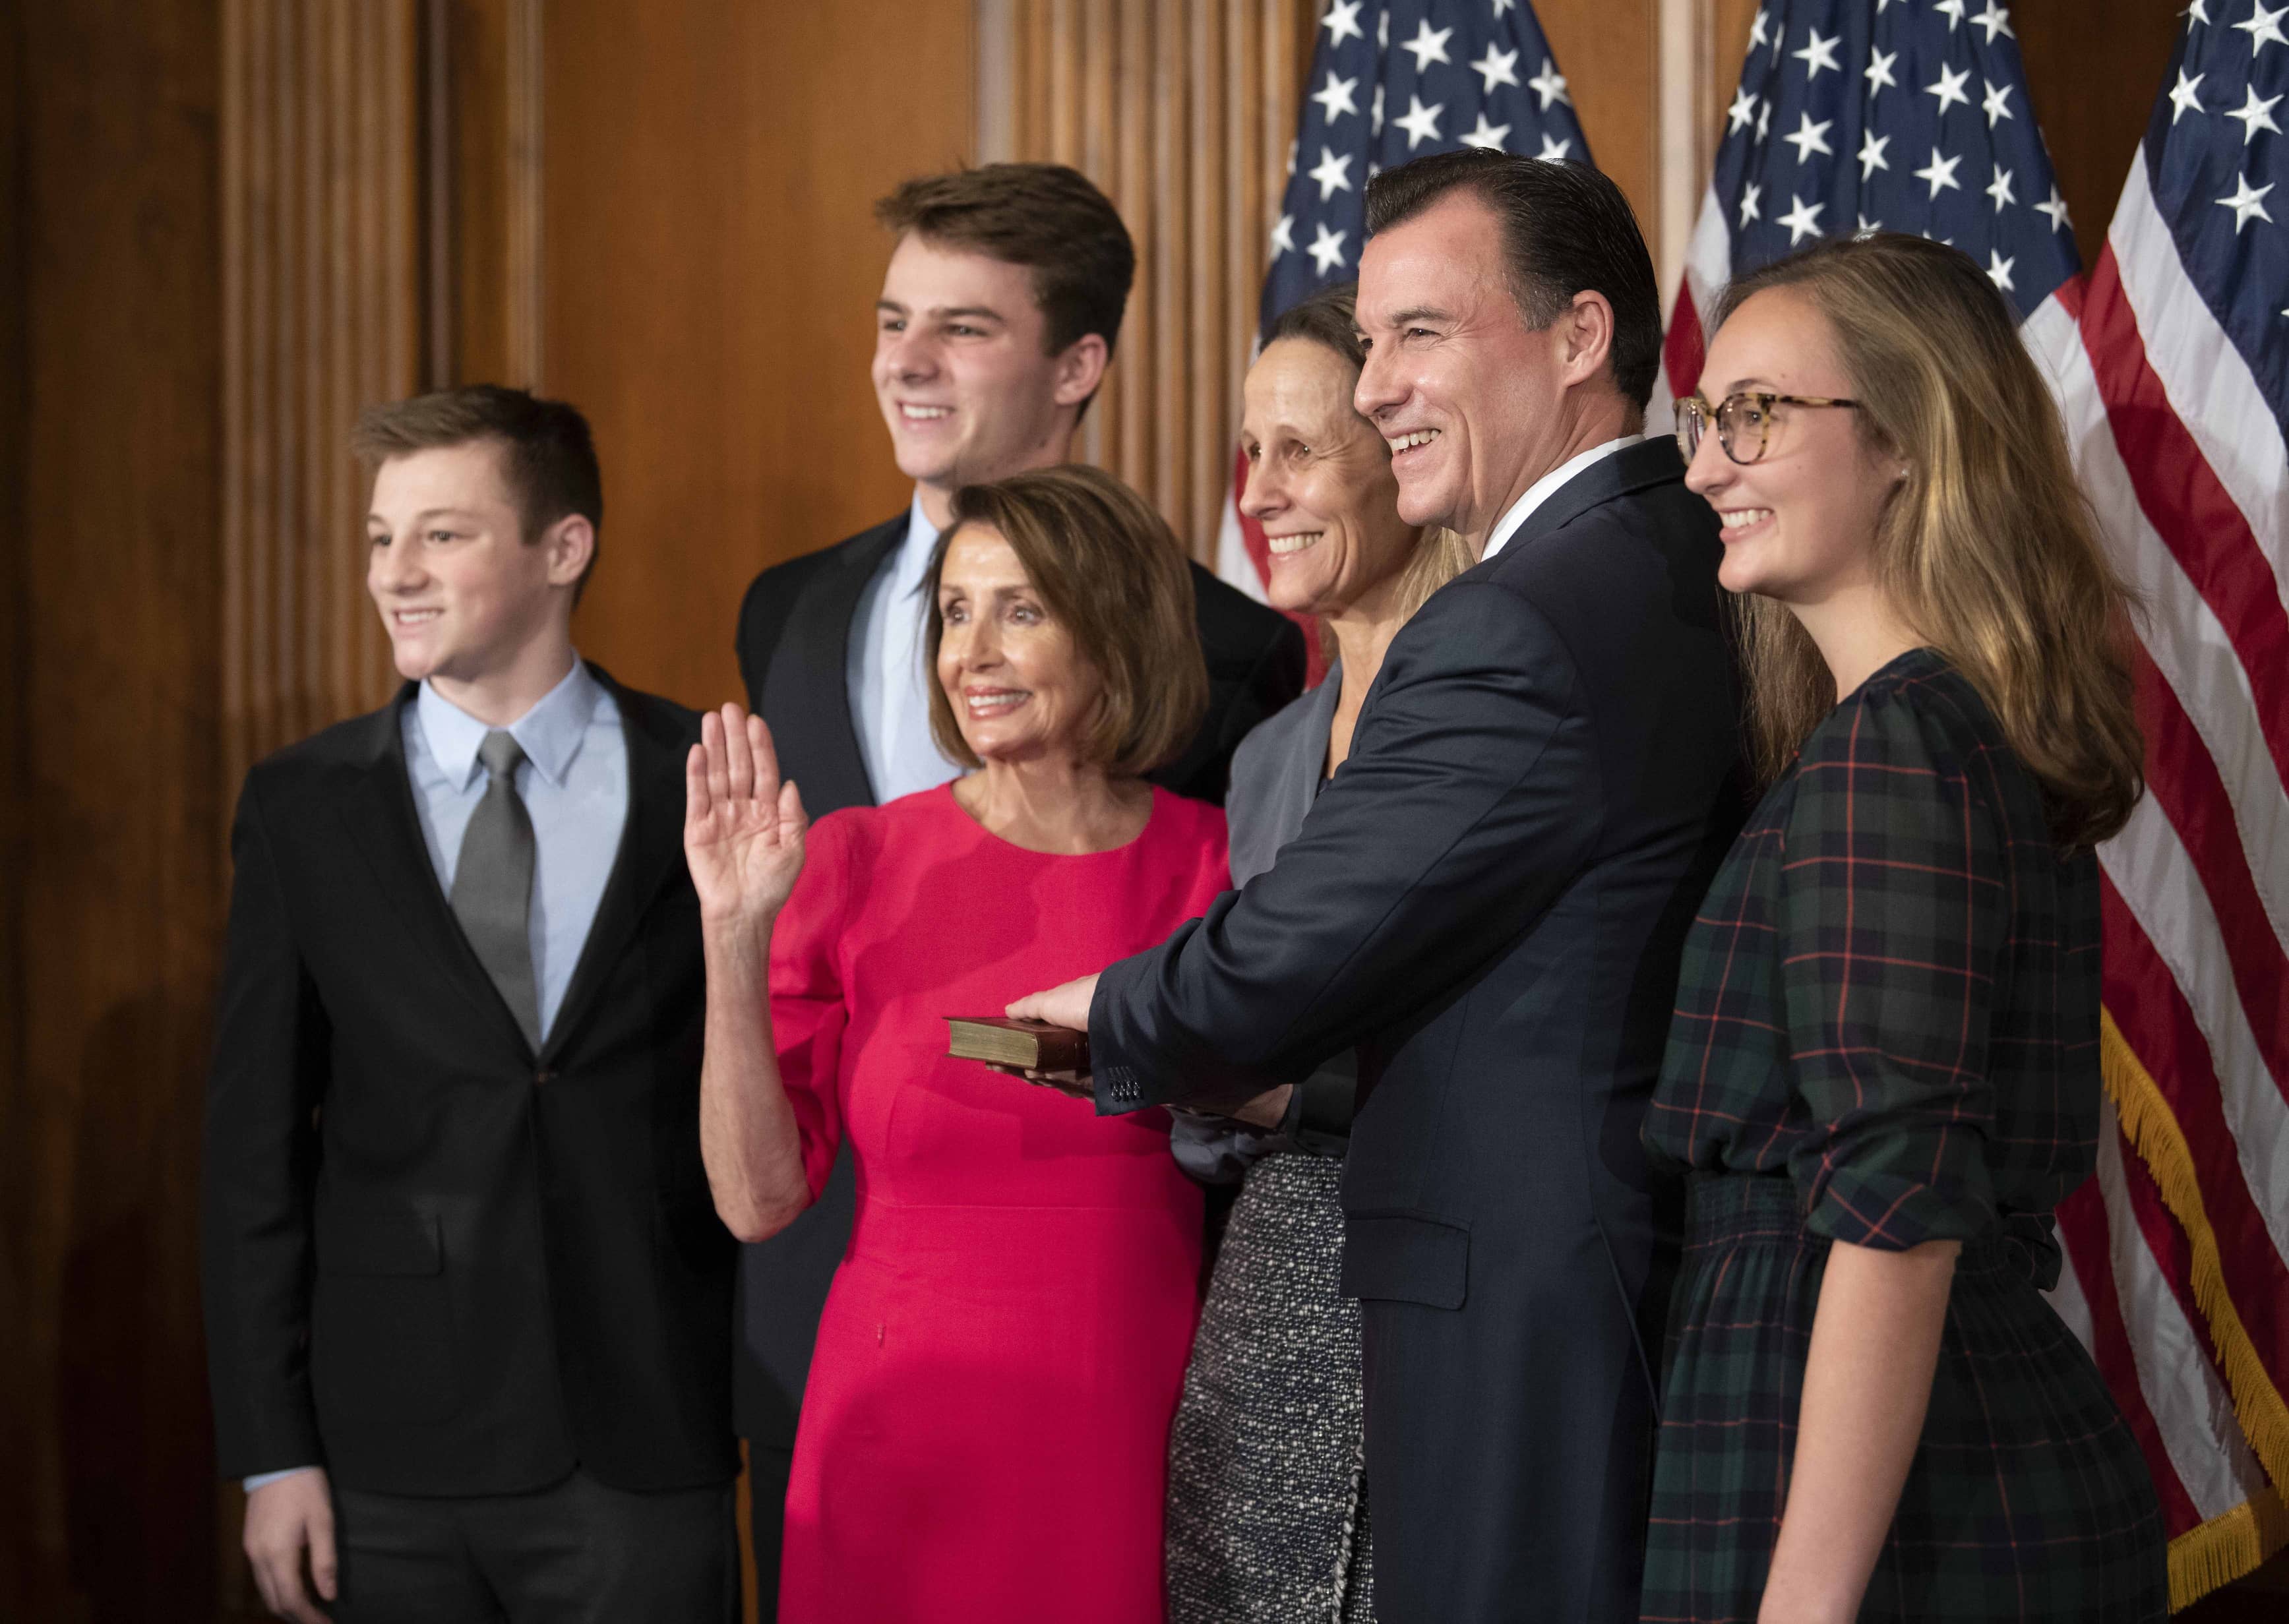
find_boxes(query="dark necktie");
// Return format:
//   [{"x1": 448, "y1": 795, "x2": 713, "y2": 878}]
[{"x1": 452, "y1": 729, "x2": 542, "y2": 1048}]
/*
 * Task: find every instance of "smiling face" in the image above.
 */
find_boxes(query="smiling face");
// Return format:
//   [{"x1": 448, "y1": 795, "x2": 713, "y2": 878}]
[
  {"x1": 1239, "y1": 338, "x2": 1419, "y2": 617},
  {"x1": 1684, "y1": 286, "x2": 1899, "y2": 607},
  {"x1": 365, "y1": 440, "x2": 588, "y2": 686},
  {"x1": 1353, "y1": 191, "x2": 1587, "y2": 549},
  {"x1": 934, "y1": 523, "x2": 1103, "y2": 766},
  {"x1": 872, "y1": 235, "x2": 1105, "y2": 501}
]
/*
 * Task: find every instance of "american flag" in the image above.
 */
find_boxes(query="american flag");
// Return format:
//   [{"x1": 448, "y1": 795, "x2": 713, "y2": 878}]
[
  {"x1": 1215, "y1": 0, "x2": 1592, "y2": 635},
  {"x1": 1670, "y1": 3, "x2": 2289, "y2": 1606},
  {"x1": 2025, "y1": 4, "x2": 2289, "y2": 1604}
]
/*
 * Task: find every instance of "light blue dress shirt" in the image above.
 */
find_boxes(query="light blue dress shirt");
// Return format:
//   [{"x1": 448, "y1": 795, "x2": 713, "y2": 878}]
[
  {"x1": 845, "y1": 491, "x2": 964, "y2": 804},
  {"x1": 244, "y1": 657, "x2": 626, "y2": 1494}
]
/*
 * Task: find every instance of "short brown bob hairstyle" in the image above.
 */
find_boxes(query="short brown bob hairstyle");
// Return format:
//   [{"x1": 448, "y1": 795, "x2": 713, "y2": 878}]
[{"x1": 923, "y1": 464, "x2": 1206, "y2": 779}]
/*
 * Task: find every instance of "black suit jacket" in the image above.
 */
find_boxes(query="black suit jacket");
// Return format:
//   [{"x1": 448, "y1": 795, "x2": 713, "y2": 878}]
[
  {"x1": 1090, "y1": 440, "x2": 1744, "y2": 1623},
  {"x1": 200, "y1": 668, "x2": 737, "y2": 1497},
  {"x1": 726, "y1": 510, "x2": 1306, "y2": 1443}
]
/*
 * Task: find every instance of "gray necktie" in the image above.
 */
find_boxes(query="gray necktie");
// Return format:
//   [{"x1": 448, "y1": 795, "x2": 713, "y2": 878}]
[{"x1": 452, "y1": 729, "x2": 542, "y2": 1048}]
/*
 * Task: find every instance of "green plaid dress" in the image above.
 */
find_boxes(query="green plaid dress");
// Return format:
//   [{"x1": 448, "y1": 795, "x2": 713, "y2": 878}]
[{"x1": 1639, "y1": 649, "x2": 2166, "y2": 1623}]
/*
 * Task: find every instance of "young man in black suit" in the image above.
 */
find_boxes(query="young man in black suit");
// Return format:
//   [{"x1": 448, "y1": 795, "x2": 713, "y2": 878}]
[
  {"x1": 729, "y1": 162, "x2": 1305, "y2": 1607},
  {"x1": 1015, "y1": 152, "x2": 1744, "y2": 1622},
  {"x1": 203, "y1": 387, "x2": 737, "y2": 1623}
]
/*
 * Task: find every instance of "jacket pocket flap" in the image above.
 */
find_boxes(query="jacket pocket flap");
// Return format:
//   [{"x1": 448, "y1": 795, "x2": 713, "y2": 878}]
[
  {"x1": 1341, "y1": 1211, "x2": 1469, "y2": 1309},
  {"x1": 318, "y1": 1209, "x2": 442, "y2": 1277}
]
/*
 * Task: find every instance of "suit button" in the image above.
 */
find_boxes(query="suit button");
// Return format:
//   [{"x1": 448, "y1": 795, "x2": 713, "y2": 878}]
[{"x1": 534, "y1": 1068, "x2": 556, "y2": 1086}]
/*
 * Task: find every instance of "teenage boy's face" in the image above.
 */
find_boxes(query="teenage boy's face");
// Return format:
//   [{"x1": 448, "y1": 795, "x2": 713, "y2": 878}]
[
  {"x1": 365, "y1": 440, "x2": 576, "y2": 686},
  {"x1": 872, "y1": 233, "x2": 1083, "y2": 495}
]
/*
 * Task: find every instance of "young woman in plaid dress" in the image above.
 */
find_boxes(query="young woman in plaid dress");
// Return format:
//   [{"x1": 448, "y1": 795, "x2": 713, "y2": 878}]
[{"x1": 1643, "y1": 233, "x2": 2166, "y2": 1623}]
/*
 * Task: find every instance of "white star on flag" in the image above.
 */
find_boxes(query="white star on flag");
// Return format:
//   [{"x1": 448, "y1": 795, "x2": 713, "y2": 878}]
[
  {"x1": 2034, "y1": 185, "x2": 2070, "y2": 231},
  {"x1": 1740, "y1": 181, "x2": 1764, "y2": 225},
  {"x1": 1779, "y1": 193, "x2": 1826, "y2": 243},
  {"x1": 1371, "y1": 84, "x2": 1384, "y2": 136},
  {"x1": 1936, "y1": 0, "x2": 1967, "y2": 30},
  {"x1": 1983, "y1": 81, "x2": 2015, "y2": 127},
  {"x1": 1972, "y1": 2, "x2": 2015, "y2": 42},
  {"x1": 2187, "y1": 0, "x2": 2212, "y2": 21},
  {"x1": 1537, "y1": 133, "x2": 1572, "y2": 161},
  {"x1": 1793, "y1": 28, "x2": 1842, "y2": 79},
  {"x1": 2234, "y1": 2, "x2": 2287, "y2": 55},
  {"x1": 1916, "y1": 146, "x2": 1965, "y2": 197},
  {"x1": 1985, "y1": 248, "x2": 2015, "y2": 291},
  {"x1": 1321, "y1": 0, "x2": 1364, "y2": 47},
  {"x1": 1987, "y1": 166, "x2": 2017, "y2": 210},
  {"x1": 1400, "y1": 19, "x2": 1454, "y2": 74},
  {"x1": 1308, "y1": 146, "x2": 1353, "y2": 201},
  {"x1": 1928, "y1": 64, "x2": 1973, "y2": 117},
  {"x1": 1866, "y1": 48, "x2": 1899, "y2": 96},
  {"x1": 1270, "y1": 213, "x2": 1295, "y2": 259},
  {"x1": 1527, "y1": 57, "x2": 1570, "y2": 109},
  {"x1": 1730, "y1": 87, "x2": 1760, "y2": 134},
  {"x1": 2170, "y1": 70, "x2": 2206, "y2": 123},
  {"x1": 1306, "y1": 221, "x2": 1348, "y2": 275},
  {"x1": 1860, "y1": 130, "x2": 1892, "y2": 179},
  {"x1": 2216, "y1": 172, "x2": 2275, "y2": 231},
  {"x1": 1750, "y1": 7, "x2": 1773, "y2": 51},
  {"x1": 1395, "y1": 94, "x2": 1446, "y2": 150},
  {"x1": 1784, "y1": 112, "x2": 1834, "y2": 164},
  {"x1": 1312, "y1": 71, "x2": 1359, "y2": 124},
  {"x1": 2227, "y1": 85, "x2": 2283, "y2": 144},
  {"x1": 1471, "y1": 44, "x2": 1521, "y2": 96},
  {"x1": 1462, "y1": 112, "x2": 1512, "y2": 150}
]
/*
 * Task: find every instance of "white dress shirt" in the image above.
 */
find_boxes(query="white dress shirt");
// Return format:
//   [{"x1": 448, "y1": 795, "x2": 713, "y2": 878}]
[
  {"x1": 1479, "y1": 435, "x2": 1647, "y2": 563},
  {"x1": 245, "y1": 659, "x2": 627, "y2": 1495},
  {"x1": 845, "y1": 491, "x2": 964, "y2": 804}
]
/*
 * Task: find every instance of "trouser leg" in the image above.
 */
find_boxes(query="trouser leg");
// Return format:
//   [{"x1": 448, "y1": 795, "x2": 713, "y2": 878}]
[
  {"x1": 466, "y1": 1468, "x2": 738, "y2": 1624},
  {"x1": 331, "y1": 1483, "x2": 503, "y2": 1624}
]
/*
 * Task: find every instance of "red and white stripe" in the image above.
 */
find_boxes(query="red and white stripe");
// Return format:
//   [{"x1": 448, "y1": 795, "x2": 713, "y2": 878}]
[{"x1": 2032, "y1": 145, "x2": 2289, "y2": 1524}]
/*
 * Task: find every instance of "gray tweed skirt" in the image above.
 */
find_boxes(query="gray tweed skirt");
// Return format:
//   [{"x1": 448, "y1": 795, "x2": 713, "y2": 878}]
[{"x1": 1165, "y1": 1152, "x2": 1372, "y2": 1623}]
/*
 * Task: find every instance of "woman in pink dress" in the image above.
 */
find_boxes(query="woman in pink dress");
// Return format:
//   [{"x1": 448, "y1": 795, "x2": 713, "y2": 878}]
[{"x1": 685, "y1": 464, "x2": 1229, "y2": 1623}]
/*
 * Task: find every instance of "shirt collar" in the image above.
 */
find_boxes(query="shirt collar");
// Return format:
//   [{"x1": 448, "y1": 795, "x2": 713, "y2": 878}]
[
  {"x1": 415, "y1": 657, "x2": 601, "y2": 791},
  {"x1": 896, "y1": 489, "x2": 941, "y2": 588},
  {"x1": 1479, "y1": 434, "x2": 1646, "y2": 564}
]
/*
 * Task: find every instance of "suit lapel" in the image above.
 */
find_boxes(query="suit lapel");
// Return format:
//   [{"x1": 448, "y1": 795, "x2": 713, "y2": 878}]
[
  {"x1": 338, "y1": 686, "x2": 534, "y2": 1052},
  {"x1": 1501, "y1": 437, "x2": 1688, "y2": 558},
  {"x1": 541, "y1": 667, "x2": 690, "y2": 1064},
  {"x1": 766, "y1": 514, "x2": 905, "y2": 810}
]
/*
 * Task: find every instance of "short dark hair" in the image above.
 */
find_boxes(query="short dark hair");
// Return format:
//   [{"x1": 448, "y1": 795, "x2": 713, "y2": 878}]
[
  {"x1": 924, "y1": 464, "x2": 1205, "y2": 779},
  {"x1": 351, "y1": 384, "x2": 605, "y2": 599},
  {"x1": 875, "y1": 164, "x2": 1136, "y2": 359},
  {"x1": 1364, "y1": 151, "x2": 1663, "y2": 410},
  {"x1": 1266, "y1": 282, "x2": 1365, "y2": 369}
]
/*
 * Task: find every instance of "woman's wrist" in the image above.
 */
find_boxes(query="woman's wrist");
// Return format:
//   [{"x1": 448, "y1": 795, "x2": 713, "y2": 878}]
[{"x1": 700, "y1": 907, "x2": 776, "y2": 963}]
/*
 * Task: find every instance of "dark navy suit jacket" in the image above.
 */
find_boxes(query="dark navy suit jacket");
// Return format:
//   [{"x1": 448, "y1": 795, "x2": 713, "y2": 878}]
[{"x1": 1090, "y1": 438, "x2": 1744, "y2": 1623}]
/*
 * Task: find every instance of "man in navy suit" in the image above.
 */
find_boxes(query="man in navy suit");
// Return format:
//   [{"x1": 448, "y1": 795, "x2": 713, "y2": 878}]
[
  {"x1": 1015, "y1": 152, "x2": 1744, "y2": 1622},
  {"x1": 729, "y1": 162, "x2": 1304, "y2": 1611},
  {"x1": 204, "y1": 387, "x2": 736, "y2": 1623}
]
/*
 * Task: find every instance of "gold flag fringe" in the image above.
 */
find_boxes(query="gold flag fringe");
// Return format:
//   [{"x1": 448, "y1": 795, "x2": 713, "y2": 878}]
[
  {"x1": 2166, "y1": 1486, "x2": 2288, "y2": 1613},
  {"x1": 2100, "y1": 1010, "x2": 2289, "y2": 1609}
]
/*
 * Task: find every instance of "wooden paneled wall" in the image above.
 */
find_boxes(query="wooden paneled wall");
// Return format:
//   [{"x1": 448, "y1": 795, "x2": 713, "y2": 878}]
[
  {"x1": 220, "y1": 0, "x2": 421, "y2": 787},
  {"x1": 3, "y1": 3, "x2": 235, "y2": 1619}
]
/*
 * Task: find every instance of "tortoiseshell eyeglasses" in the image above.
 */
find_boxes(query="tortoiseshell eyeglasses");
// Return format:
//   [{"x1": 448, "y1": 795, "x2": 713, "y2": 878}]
[{"x1": 1674, "y1": 391, "x2": 1862, "y2": 466}]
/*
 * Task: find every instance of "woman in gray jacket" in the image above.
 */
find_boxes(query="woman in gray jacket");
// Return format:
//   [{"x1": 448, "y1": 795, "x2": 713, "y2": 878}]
[{"x1": 1163, "y1": 285, "x2": 1468, "y2": 1623}]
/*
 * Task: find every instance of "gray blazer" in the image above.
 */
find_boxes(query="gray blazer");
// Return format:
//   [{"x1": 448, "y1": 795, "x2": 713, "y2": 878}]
[{"x1": 1170, "y1": 667, "x2": 1353, "y2": 1181}]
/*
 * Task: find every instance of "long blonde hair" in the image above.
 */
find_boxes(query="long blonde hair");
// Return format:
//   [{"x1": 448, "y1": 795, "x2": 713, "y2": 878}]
[{"x1": 1711, "y1": 233, "x2": 2143, "y2": 849}]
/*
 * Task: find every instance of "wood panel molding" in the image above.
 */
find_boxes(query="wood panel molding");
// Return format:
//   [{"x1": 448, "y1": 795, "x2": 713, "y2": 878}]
[
  {"x1": 1001, "y1": 0, "x2": 1312, "y2": 558},
  {"x1": 220, "y1": 0, "x2": 421, "y2": 787}
]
